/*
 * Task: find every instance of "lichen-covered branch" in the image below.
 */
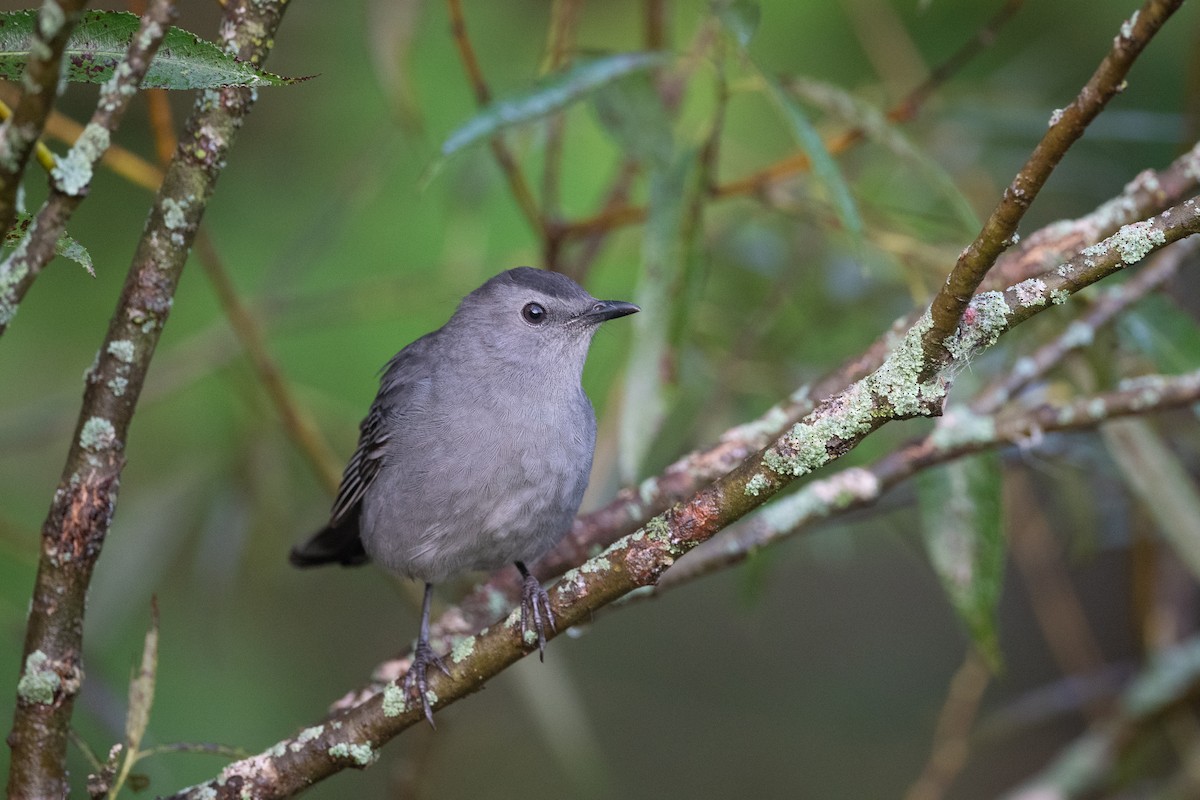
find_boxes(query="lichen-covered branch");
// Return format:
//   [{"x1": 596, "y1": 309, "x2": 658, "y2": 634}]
[
  {"x1": 981, "y1": 139, "x2": 1200, "y2": 292},
  {"x1": 356, "y1": 162, "x2": 1200, "y2": 691},
  {"x1": 0, "y1": 0, "x2": 91, "y2": 239},
  {"x1": 658, "y1": 364, "x2": 1200, "y2": 592},
  {"x1": 974, "y1": 238, "x2": 1198, "y2": 412},
  {"x1": 165, "y1": 200, "x2": 1200, "y2": 800},
  {"x1": 4, "y1": 3, "x2": 292, "y2": 798},
  {"x1": 918, "y1": 0, "x2": 1184, "y2": 377},
  {"x1": 0, "y1": 0, "x2": 178, "y2": 338}
]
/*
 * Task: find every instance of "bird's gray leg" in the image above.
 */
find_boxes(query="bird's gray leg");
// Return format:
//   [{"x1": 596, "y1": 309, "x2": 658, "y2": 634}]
[
  {"x1": 515, "y1": 561, "x2": 556, "y2": 661},
  {"x1": 402, "y1": 582, "x2": 451, "y2": 727}
]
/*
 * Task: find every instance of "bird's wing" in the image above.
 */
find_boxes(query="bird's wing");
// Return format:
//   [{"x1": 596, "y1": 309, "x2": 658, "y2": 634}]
[{"x1": 328, "y1": 334, "x2": 434, "y2": 525}]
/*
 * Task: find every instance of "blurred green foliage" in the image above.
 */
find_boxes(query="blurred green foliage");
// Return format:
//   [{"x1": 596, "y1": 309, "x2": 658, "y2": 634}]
[{"x1": 1, "y1": 0, "x2": 1197, "y2": 797}]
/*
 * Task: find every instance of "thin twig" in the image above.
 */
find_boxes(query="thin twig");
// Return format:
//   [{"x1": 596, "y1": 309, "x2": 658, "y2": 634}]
[
  {"x1": 445, "y1": 0, "x2": 544, "y2": 238},
  {"x1": 902, "y1": 648, "x2": 992, "y2": 800}
]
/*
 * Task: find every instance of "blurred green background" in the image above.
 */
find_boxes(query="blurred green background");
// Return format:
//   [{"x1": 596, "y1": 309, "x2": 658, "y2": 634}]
[{"x1": 2, "y1": 1, "x2": 1197, "y2": 797}]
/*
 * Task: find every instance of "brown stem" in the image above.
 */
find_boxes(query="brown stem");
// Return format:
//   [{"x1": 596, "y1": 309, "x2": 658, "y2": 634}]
[{"x1": 445, "y1": 0, "x2": 544, "y2": 238}]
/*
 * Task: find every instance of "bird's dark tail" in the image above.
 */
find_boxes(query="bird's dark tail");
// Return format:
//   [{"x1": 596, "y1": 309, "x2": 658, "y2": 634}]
[{"x1": 290, "y1": 507, "x2": 370, "y2": 568}]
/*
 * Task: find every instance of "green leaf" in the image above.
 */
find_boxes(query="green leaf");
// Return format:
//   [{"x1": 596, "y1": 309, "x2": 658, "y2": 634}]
[
  {"x1": 714, "y1": 0, "x2": 761, "y2": 49},
  {"x1": 591, "y1": 71, "x2": 674, "y2": 168},
  {"x1": 764, "y1": 73, "x2": 864, "y2": 249},
  {"x1": 1103, "y1": 419, "x2": 1200, "y2": 581},
  {"x1": 0, "y1": 10, "x2": 300, "y2": 89},
  {"x1": 439, "y1": 51, "x2": 669, "y2": 159},
  {"x1": 917, "y1": 451, "x2": 1005, "y2": 670},
  {"x1": 4, "y1": 212, "x2": 94, "y2": 276},
  {"x1": 785, "y1": 76, "x2": 981, "y2": 234},
  {"x1": 714, "y1": 10, "x2": 863, "y2": 249}
]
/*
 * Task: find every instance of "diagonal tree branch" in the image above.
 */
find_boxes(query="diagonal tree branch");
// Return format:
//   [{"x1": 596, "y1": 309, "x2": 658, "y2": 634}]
[
  {"x1": 918, "y1": 0, "x2": 1184, "y2": 378},
  {"x1": 163, "y1": 185, "x2": 1200, "y2": 800},
  {"x1": 4, "y1": 2, "x2": 292, "y2": 797}
]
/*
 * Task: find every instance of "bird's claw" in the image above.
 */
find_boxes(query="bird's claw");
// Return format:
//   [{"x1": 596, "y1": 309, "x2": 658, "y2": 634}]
[
  {"x1": 519, "y1": 572, "x2": 557, "y2": 661},
  {"x1": 402, "y1": 640, "x2": 450, "y2": 728}
]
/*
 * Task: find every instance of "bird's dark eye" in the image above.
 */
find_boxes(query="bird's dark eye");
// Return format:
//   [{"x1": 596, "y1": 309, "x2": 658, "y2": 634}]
[{"x1": 522, "y1": 302, "x2": 547, "y2": 325}]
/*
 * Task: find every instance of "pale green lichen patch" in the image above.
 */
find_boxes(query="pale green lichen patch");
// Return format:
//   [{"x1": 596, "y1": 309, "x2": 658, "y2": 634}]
[
  {"x1": 637, "y1": 476, "x2": 659, "y2": 506},
  {"x1": 581, "y1": 556, "x2": 610, "y2": 574},
  {"x1": 107, "y1": 339, "x2": 135, "y2": 363},
  {"x1": 107, "y1": 376, "x2": 128, "y2": 396},
  {"x1": 290, "y1": 725, "x2": 324, "y2": 752},
  {"x1": 1109, "y1": 220, "x2": 1166, "y2": 265},
  {"x1": 17, "y1": 650, "x2": 60, "y2": 704},
  {"x1": 382, "y1": 683, "x2": 406, "y2": 717},
  {"x1": 744, "y1": 472, "x2": 771, "y2": 497},
  {"x1": 643, "y1": 515, "x2": 672, "y2": 543},
  {"x1": 80, "y1": 416, "x2": 116, "y2": 451},
  {"x1": 1120, "y1": 9, "x2": 1139, "y2": 38},
  {"x1": 945, "y1": 293, "x2": 1011, "y2": 362},
  {"x1": 763, "y1": 314, "x2": 944, "y2": 479},
  {"x1": 162, "y1": 197, "x2": 187, "y2": 227},
  {"x1": 52, "y1": 123, "x2": 110, "y2": 196},
  {"x1": 38, "y1": 2, "x2": 65, "y2": 40},
  {"x1": 328, "y1": 742, "x2": 375, "y2": 766},
  {"x1": 1012, "y1": 278, "x2": 1047, "y2": 308},
  {"x1": 450, "y1": 635, "x2": 476, "y2": 664},
  {"x1": 865, "y1": 310, "x2": 946, "y2": 417},
  {"x1": 1049, "y1": 289, "x2": 1071, "y2": 305}
]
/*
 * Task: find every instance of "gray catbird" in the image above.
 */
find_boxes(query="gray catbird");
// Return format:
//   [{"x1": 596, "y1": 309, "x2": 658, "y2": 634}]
[{"x1": 291, "y1": 267, "x2": 638, "y2": 725}]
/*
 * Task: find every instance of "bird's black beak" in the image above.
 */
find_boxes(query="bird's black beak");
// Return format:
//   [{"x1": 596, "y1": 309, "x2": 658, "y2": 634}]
[{"x1": 583, "y1": 300, "x2": 640, "y2": 323}]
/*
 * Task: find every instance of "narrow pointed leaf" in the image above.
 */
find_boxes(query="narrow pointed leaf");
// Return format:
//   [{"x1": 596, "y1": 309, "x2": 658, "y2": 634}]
[
  {"x1": 764, "y1": 73, "x2": 864, "y2": 248},
  {"x1": 714, "y1": 0, "x2": 761, "y2": 49},
  {"x1": 439, "y1": 52, "x2": 669, "y2": 159},
  {"x1": 5, "y1": 212, "x2": 94, "y2": 276},
  {"x1": 786, "y1": 76, "x2": 980, "y2": 233},
  {"x1": 714, "y1": 12, "x2": 864, "y2": 249},
  {"x1": 0, "y1": 10, "x2": 300, "y2": 89},
  {"x1": 917, "y1": 451, "x2": 1005, "y2": 670},
  {"x1": 592, "y1": 72, "x2": 674, "y2": 168}
]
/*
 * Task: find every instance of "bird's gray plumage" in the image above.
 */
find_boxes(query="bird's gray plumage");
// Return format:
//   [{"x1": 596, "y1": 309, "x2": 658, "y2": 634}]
[{"x1": 291, "y1": 267, "x2": 638, "y2": 724}]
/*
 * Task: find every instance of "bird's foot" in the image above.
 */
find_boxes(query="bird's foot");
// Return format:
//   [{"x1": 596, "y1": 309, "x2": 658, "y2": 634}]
[
  {"x1": 402, "y1": 640, "x2": 450, "y2": 728},
  {"x1": 519, "y1": 571, "x2": 557, "y2": 661}
]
